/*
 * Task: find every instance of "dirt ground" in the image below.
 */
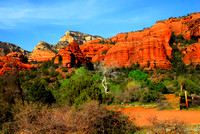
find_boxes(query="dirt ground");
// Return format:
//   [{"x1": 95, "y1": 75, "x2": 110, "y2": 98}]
[
  {"x1": 119, "y1": 106, "x2": 200, "y2": 126},
  {"x1": 118, "y1": 95, "x2": 200, "y2": 126}
]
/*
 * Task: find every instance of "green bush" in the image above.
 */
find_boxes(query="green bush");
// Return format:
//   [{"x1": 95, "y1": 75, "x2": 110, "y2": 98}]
[
  {"x1": 42, "y1": 69, "x2": 49, "y2": 76},
  {"x1": 28, "y1": 71, "x2": 37, "y2": 78},
  {"x1": 28, "y1": 79, "x2": 55, "y2": 104},
  {"x1": 62, "y1": 68, "x2": 68, "y2": 72},
  {"x1": 128, "y1": 70, "x2": 148, "y2": 81},
  {"x1": 49, "y1": 71, "x2": 59, "y2": 77},
  {"x1": 58, "y1": 75, "x2": 103, "y2": 107},
  {"x1": 140, "y1": 89, "x2": 157, "y2": 103}
]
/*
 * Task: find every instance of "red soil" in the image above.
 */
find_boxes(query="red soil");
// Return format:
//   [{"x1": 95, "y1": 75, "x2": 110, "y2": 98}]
[
  {"x1": 118, "y1": 95, "x2": 200, "y2": 126},
  {"x1": 119, "y1": 106, "x2": 200, "y2": 126}
]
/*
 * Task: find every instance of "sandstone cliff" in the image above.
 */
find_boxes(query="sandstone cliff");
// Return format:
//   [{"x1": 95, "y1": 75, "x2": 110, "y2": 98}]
[
  {"x1": 78, "y1": 13, "x2": 200, "y2": 69},
  {"x1": 54, "y1": 41, "x2": 93, "y2": 69},
  {"x1": 59, "y1": 30, "x2": 103, "y2": 45},
  {"x1": 30, "y1": 31, "x2": 103, "y2": 62},
  {"x1": 0, "y1": 52, "x2": 34, "y2": 76}
]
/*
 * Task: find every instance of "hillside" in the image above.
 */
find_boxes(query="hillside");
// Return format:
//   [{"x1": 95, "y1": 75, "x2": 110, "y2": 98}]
[
  {"x1": 0, "y1": 41, "x2": 29, "y2": 56},
  {"x1": 61, "y1": 12, "x2": 200, "y2": 69},
  {"x1": 30, "y1": 31, "x2": 103, "y2": 62}
]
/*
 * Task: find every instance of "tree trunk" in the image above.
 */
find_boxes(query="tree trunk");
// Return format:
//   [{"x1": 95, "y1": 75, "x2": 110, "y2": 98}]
[
  {"x1": 102, "y1": 76, "x2": 108, "y2": 93},
  {"x1": 181, "y1": 84, "x2": 183, "y2": 93}
]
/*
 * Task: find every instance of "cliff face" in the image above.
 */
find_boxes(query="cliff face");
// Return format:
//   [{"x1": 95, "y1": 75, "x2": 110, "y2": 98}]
[
  {"x1": 78, "y1": 13, "x2": 200, "y2": 69},
  {"x1": 0, "y1": 41, "x2": 29, "y2": 56},
  {"x1": 30, "y1": 41, "x2": 58, "y2": 62},
  {"x1": 54, "y1": 41, "x2": 93, "y2": 68},
  {"x1": 0, "y1": 52, "x2": 34, "y2": 76},
  {"x1": 30, "y1": 31, "x2": 103, "y2": 62},
  {"x1": 2, "y1": 13, "x2": 200, "y2": 70},
  {"x1": 100, "y1": 22, "x2": 172, "y2": 68},
  {"x1": 59, "y1": 31, "x2": 103, "y2": 45},
  {"x1": 164, "y1": 13, "x2": 200, "y2": 40}
]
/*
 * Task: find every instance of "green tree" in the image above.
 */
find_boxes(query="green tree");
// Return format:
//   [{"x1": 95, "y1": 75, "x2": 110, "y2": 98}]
[
  {"x1": 28, "y1": 79, "x2": 55, "y2": 104},
  {"x1": 58, "y1": 68, "x2": 103, "y2": 107},
  {"x1": 128, "y1": 70, "x2": 148, "y2": 81}
]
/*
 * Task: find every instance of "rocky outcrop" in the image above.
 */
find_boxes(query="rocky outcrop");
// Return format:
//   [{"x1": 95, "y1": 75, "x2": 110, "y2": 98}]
[
  {"x1": 0, "y1": 41, "x2": 29, "y2": 56},
  {"x1": 30, "y1": 31, "x2": 102, "y2": 62},
  {"x1": 30, "y1": 41, "x2": 57, "y2": 62},
  {"x1": 164, "y1": 12, "x2": 200, "y2": 40},
  {"x1": 79, "y1": 13, "x2": 200, "y2": 69},
  {"x1": 59, "y1": 31, "x2": 103, "y2": 45},
  {"x1": 88, "y1": 22, "x2": 173, "y2": 69},
  {"x1": 182, "y1": 43, "x2": 200, "y2": 65},
  {"x1": 54, "y1": 41, "x2": 93, "y2": 69},
  {"x1": 0, "y1": 52, "x2": 34, "y2": 76}
]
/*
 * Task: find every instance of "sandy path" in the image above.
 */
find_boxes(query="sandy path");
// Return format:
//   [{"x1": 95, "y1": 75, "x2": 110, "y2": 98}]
[{"x1": 120, "y1": 107, "x2": 200, "y2": 126}]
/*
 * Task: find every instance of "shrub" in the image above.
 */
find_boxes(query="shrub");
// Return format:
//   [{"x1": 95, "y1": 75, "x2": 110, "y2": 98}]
[
  {"x1": 28, "y1": 71, "x2": 37, "y2": 78},
  {"x1": 128, "y1": 70, "x2": 148, "y2": 81},
  {"x1": 68, "y1": 101, "x2": 136, "y2": 133},
  {"x1": 148, "y1": 116, "x2": 186, "y2": 133},
  {"x1": 49, "y1": 70, "x2": 59, "y2": 77},
  {"x1": 62, "y1": 68, "x2": 68, "y2": 72},
  {"x1": 42, "y1": 69, "x2": 49, "y2": 76},
  {"x1": 28, "y1": 79, "x2": 55, "y2": 104},
  {"x1": 149, "y1": 82, "x2": 169, "y2": 94},
  {"x1": 140, "y1": 89, "x2": 157, "y2": 103},
  {"x1": 11, "y1": 101, "x2": 136, "y2": 134},
  {"x1": 58, "y1": 75, "x2": 102, "y2": 107}
]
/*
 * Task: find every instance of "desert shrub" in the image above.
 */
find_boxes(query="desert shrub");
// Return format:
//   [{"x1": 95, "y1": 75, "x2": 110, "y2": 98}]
[
  {"x1": 110, "y1": 84, "x2": 123, "y2": 94},
  {"x1": 62, "y1": 68, "x2": 68, "y2": 72},
  {"x1": 93, "y1": 73, "x2": 103, "y2": 83},
  {"x1": 140, "y1": 89, "x2": 157, "y2": 103},
  {"x1": 58, "y1": 75, "x2": 102, "y2": 107},
  {"x1": 102, "y1": 50, "x2": 108, "y2": 54},
  {"x1": 148, "y1": 116, "x2": 186, "y2": 133},
  {"x1": 7, "y1": 104, "x2": 70, "y2": 134},
  {"x1": 149, "y1": 82, "x2": 169, "y2": 94},
  {"x1": 28, "y1": 71, "x2": 37, "y2": 78},
  {"x1": 28, "y1": 79, "x2": 55, "y2": 104},
  {"x1": 184, "y1": 79, "x2": 200, "y2": 94},
  {"x1": 67, "y1": 101, "x2": 136, "y2": 133},
  {"x1": 42, "y1": 69, "x2": 49, "y2": 76},
  {"x1": 102, "y1": 93, "x2": 114, "y2": 105},
  {"x1": 128, "y1": 70, "x2": 148, "y2": 81},
  {"x1": 114, "y1": 81, "x2": 141, "y2": 104},
  {"x1": 0, "y1": 94, "x2": 13, "y2": 130},
  {"x1": 49, "y1": 70, "x2": 59, "y2": 77},
  {"x1": 10, "y1": 101, "x2": 136, "y2": 134},
  {"x1": 156, "y1": 99, "x2": 173, "y2": 110}
]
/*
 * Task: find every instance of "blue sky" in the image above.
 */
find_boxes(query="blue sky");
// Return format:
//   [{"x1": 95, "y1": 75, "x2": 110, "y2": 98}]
[{"x1": 0, "y1": 0, "x2": 199, "y2": 51}]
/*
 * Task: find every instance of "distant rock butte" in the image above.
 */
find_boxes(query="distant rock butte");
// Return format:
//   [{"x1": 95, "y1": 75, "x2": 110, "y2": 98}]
[
  {"x1": 0, "y1": 52, "x2": 34, "y2": 76},
  {"x1": 0, "y1": 41, "x2": 29, "y2": 56},
  {"x1": 59, "y1": 31, "x2": 103, "y2": 45},
  {"x1": 1, "y1": 13, "x2": 200, "y2": 71},
  {"x1": 30, "y1": 31, "x2": 103, "y2": 62},
  {"x1": 30, "y1": 41, "x2": 57, "y2": 62}
]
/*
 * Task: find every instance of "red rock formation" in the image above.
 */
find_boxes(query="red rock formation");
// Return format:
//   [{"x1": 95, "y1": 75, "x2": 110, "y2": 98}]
[
  {"x1": 0, "y1": 52, "x2": 34, "y2": 76},
  {"x1": 182, "y1": 43, "x2": 200, "y2": 66},
  {"x1": 30, "y1": 41, "x2": 56, "y2": 62},
  {"x1": 29, "y1": 13, "x2": 200, "y2": 69},
  {"x1": 77, "y1": 13, "x2": 200, "y2": 69},
  {"x1": 54, "y1": 41, "x2": 92, "y2": 68},
  {"x1": 164, "y1": 13, "x2": 200, "y2": 40},
  {"x1": 80, "y1": 39, "x2": 114, "y2": 62},
  {"x1": 98, "y1": 22, "x2": 172, "y2": 69}
]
